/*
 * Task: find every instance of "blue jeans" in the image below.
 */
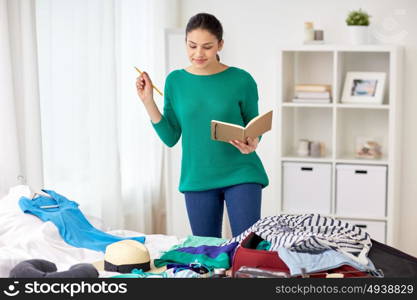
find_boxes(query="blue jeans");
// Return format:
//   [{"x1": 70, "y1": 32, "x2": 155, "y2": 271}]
[{"x1": 184, "y1": 183, "x2": 262, "y2": 238}]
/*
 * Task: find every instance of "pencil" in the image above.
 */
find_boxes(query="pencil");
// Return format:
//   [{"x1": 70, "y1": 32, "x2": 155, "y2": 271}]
[{"x1": 134, "y1": 66, "x2": 163, "y2": 96}]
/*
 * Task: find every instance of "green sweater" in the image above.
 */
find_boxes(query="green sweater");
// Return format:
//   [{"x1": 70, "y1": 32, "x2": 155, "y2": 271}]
[{"x1": 152, "y1": 66, "x2": 269, "y2": 192}]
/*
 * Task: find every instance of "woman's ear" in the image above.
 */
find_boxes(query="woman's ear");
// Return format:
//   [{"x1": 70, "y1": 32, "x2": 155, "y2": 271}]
[{"x1": 218, "y1": 39, "x2": 224, "y2": 51}]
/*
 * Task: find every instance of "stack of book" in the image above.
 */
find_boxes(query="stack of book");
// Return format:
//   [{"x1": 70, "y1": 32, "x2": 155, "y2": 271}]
[{"x1": 293, "y1": 84, "x2": 332, "y2": 103}]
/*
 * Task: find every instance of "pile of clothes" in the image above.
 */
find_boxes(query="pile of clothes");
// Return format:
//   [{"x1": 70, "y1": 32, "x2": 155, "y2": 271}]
[{"x1": 9, "y1": 189, "x2": 417, "y2": 278}]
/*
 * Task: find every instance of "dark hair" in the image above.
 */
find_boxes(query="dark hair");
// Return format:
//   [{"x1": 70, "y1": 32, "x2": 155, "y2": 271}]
[{"x1": 185, "y1": 13, "x2": 223, "y2": 62}]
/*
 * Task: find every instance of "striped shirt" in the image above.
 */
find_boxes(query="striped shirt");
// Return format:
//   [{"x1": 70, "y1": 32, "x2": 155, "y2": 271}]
[{"x1": 222, "y1": 214, "x2": 372, "y2": 266}]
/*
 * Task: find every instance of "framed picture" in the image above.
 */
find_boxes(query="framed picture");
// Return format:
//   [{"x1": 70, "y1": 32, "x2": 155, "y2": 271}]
[{"x1": 341, "y1": 72, "x2": 386, "y2": 104}]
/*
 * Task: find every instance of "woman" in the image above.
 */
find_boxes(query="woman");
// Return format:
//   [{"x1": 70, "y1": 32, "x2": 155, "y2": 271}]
[{"x1": 136, "y1": 13, "x2": 268, "y2": 238}]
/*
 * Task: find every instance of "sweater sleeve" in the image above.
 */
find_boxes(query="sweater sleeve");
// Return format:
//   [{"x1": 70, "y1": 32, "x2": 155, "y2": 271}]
[
  {"x1": 151, "y1": 77, "x2": 182, "y2": 147},
  {"x1": 240, "y1": 72, "x2": 262, "y2": 141}
]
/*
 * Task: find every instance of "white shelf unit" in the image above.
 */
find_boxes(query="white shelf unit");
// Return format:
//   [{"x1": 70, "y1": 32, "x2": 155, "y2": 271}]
[{"x1": 275, "y1": 45, "x2": 403, "y2": 246}]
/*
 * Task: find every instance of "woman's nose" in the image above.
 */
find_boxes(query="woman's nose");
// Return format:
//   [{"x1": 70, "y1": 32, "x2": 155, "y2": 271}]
[{"x1": 196, "y1": 47, "x2": 203, "y2": 56}]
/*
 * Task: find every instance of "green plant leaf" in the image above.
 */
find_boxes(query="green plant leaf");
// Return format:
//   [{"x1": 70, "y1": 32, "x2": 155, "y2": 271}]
[{"x1": 345, "y1": 9, "x2": 371, "y2": 26}]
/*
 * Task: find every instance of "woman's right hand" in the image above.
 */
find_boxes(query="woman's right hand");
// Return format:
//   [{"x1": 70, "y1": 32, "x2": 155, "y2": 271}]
[{"x1": 136, "y1": 71, "x2": 154, "y2": 104}]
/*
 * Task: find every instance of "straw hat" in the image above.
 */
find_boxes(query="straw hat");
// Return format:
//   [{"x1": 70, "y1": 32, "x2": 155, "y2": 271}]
[{"x1": 92, "y1": 240, "x2": 166, "y2": 274}]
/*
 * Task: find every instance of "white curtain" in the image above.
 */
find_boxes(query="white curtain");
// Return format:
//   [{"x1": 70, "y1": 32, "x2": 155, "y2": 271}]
[
  {"x1": 36, "y1": 0, "x2": 178, "y2": 233},
  {"x1": 0, "y1": 0, "x2": 44, "y2": 197},
  {"x1": 0, "y1": 0, "x2": 179, "y2": 234}
]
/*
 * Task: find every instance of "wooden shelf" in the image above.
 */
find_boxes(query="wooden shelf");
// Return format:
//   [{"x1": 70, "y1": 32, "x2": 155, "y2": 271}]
[
  {"x1": 336, "y1": 154, "x2": 389, "y2": 165},
  {"x1": 282, "y1": 102, "x2": 333, "y2": 108},
  {"x1": 281, "y1": 156, "x2": 333, "y2": 163},
  {"x1": 335, "y1": 216, "x2": 388, "y2": 222},
  {"x1": 281, "y1": 103, "x2": 390, "y2": 109},
  {"x1": 279, "y1": 44, "x2": 399, "y2": 52},
  {"x1": 336, "y1": 103, "x2": 390, "y2": 110}
]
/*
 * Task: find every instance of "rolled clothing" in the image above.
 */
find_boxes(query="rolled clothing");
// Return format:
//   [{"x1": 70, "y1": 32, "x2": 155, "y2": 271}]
[{"x1": 9, "y1": 259, "x2": 98, "y2": 278}]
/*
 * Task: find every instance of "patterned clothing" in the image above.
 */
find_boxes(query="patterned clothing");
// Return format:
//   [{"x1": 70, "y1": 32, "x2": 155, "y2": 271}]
[
  {"x1": 154, "y1": 242, "x2": 239, "y2": 269},
  {"x1": 221, "y1": 214, "x2": 372, "y2": 266}
]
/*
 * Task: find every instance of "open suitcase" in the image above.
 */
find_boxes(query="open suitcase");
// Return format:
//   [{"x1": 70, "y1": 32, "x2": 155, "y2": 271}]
[
  {"x1": 368, "y1": 239, "x2": 417, "y2": 277},
  {"x1": 231, "y1": 233, "x2": 417, "y2": 278}
]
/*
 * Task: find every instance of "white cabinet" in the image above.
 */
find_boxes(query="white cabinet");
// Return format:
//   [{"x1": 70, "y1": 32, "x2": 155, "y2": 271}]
[
  {"x1": 336, "y1": 164, "x2": 387, "y2": 219},
  {"x1": 282, "y1": 162, "x2": 331, "y2": 214},
  {"x1": 276, "y1": 45, "x2": 403, "y2": 247},
  {"x1": 340, "y1": 219, "x2": 386, "y2": 243}
]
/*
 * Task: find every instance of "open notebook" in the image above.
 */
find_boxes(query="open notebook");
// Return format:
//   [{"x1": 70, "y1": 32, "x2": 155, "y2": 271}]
[{"x1": 211, "y1": 110, "x2": 273, "y2": 143}]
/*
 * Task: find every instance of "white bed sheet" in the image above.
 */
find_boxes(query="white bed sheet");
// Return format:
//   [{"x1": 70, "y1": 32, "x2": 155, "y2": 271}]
[{"x1": 0, "y1": 185, "x2": 181, "y2": 278}]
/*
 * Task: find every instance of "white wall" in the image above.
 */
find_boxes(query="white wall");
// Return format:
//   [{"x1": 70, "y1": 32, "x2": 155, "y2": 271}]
[{"x1": 179, "y1": 0, "x2": 417, "y2": 256}]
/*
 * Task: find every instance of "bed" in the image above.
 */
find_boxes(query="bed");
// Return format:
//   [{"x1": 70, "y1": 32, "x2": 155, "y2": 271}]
[{"x1": 0, "y1": 185, "x2": 182, "y2": 278}]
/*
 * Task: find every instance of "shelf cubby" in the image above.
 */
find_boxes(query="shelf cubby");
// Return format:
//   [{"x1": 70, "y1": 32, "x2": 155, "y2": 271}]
[
  {"x1": 281, "y1": 106, "x2": 333, "y2": 158},
  {"x1": 281, "y1": 51, "x2": 333, "y2": 103},
  {"x1": 336, "y1": 51, "x2": 391, "y2": 105},
  {"x1": 336, "y1": 108, "x2": 389, "y2": 161}
]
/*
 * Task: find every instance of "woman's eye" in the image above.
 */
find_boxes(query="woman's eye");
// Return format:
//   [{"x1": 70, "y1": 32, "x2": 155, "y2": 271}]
[{"x1": 188, "y1": 45, "x2": 212, "y2": 50}]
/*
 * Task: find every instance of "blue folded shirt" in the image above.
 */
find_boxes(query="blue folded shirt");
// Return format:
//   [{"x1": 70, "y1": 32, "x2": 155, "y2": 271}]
[
  {"x1": 19, "y1": 189, "x2": 145, "y2": 252},
  {"x1": 277, "y1": 247, "x2": 382, "y2": 277}
]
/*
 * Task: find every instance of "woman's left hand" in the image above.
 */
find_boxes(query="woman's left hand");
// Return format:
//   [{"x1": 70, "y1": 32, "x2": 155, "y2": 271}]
[{"x1": 229, "y1": 137, "x2": 259, "y2": 154}]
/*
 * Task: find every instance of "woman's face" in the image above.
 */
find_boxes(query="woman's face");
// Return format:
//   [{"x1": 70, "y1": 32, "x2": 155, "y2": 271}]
[{"x1": 186, "y1": 28, "x2": 223, "y2": 69}]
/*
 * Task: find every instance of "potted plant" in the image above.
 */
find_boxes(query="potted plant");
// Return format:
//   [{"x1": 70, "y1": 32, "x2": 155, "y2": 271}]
[{"x1": 346, "y1": 9, "x2": 371, "y2": 45}]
